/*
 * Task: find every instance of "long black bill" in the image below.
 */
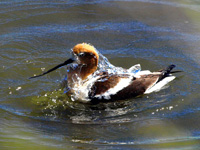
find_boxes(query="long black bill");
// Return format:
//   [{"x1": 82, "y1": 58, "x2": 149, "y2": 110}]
[{"x1": 29, "y1": 58, "x2": 74, "y2": 79}]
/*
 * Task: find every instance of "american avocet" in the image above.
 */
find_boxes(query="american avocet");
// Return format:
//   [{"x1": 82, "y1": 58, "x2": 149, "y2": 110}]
[{"x1": 30, "y1": 43, "x2": 177, "y2": 103}]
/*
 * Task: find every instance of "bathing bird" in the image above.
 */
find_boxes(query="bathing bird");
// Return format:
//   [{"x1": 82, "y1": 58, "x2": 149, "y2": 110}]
[{"x1": 30, "y1": 43, "x2": 176, "y2": 103}]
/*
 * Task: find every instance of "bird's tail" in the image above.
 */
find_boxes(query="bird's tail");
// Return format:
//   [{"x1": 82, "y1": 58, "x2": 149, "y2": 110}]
[
  {"x1": 157, "y1": 64, "x2": 178, "y2": 82},
  {"x1": 162, "y1": 64, "x2": 176, "y2": 76}
]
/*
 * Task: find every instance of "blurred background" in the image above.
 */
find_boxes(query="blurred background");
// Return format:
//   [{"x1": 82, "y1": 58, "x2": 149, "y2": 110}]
[{"x1": 0, "y1": 0, "x2": 200, "y2": 149}]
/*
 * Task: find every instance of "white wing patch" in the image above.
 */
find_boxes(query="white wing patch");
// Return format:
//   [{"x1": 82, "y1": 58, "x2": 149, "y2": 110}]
[
  {"x1": 95, "y1": 75, "x2": 134, "y2": 100},
  {"x1": 145, "y1": 76, "x2": 175, "y2": 94}
]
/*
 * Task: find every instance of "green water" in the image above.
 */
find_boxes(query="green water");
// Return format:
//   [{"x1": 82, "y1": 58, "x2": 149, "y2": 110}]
[{"x1": 1, "y1": 0, "x2": 200, "y2": 149}]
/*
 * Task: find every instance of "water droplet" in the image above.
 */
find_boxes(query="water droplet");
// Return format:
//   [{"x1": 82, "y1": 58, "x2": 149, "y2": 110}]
[
  {"x1": 16, "y1": 87, "x2": 22, "y2": 91},
  {"x1": 184, "y1": 21, "x2": 189, "y2": 24},
  {"x1": 160, "y1": 107, "x2": 165, "y2": 110},
  {"x1": 169, "y1": 106, "x2": 173, "y2": 110},
  {"x1": 52, "y1": 99, "x2": 56, "y2": 103},
  {"x1": 41, "y1": 68, "x2": 45, "y2": 71}
]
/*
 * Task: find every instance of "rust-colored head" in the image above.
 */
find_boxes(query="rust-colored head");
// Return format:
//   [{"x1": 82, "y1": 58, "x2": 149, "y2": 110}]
[
  {"x1": 73, "y1": 43, "x2": 99, "y2": 61},
  {"x1": 29, "y1": 43, "x2": 99, "y2": 80},
  {"x1": 72, "y1": 43, "x2": 99, "y2": 80}
]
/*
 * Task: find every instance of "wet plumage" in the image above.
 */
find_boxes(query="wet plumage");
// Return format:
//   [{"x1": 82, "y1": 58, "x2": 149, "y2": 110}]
[{"x1": 30, "y1": 43, "x2": 176, "y2": 103}]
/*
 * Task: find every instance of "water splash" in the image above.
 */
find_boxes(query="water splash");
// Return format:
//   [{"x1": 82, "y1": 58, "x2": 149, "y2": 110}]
[
  {"x1": 64, "y1": 50, "x2": 141, "y2": 102},
  {"x1": 97, "y1": 52, "x2": 141, "y2": 74}
]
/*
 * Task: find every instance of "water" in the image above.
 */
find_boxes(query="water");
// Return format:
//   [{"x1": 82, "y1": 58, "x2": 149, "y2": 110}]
[{"x1": 1, "y1": 0, "x2": 200, "y2": 149}]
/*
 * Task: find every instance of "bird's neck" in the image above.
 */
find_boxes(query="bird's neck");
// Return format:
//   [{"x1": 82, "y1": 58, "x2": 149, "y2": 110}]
[{"x1": 79, "y1": 63, "x2": 97, "y2": 80}]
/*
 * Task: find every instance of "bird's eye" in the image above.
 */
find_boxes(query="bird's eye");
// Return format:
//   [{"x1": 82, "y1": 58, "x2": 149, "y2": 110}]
[{"x1": 78, "y1": 53, "x2": 85, "y2": 57}]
